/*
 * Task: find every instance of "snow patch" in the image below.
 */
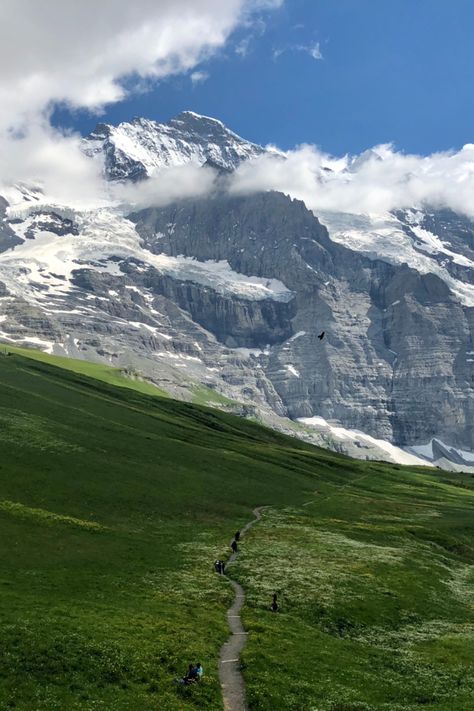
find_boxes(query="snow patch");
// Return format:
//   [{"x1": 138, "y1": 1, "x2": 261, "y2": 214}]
[
  {"x1": 298, "y1": 415, "x2": 430, "y2": 466},
  {"x1": 289, "y1": 330, "x2": 306, "y2": 342},
  {"x1": 129, "y1": 321, "x2": 160, "y2": 334}
]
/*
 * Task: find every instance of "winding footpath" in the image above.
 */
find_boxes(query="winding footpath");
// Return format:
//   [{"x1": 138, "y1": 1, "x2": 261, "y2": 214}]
[{"x1": 219, "y1": 507, "x2": 266, "y2": 711}]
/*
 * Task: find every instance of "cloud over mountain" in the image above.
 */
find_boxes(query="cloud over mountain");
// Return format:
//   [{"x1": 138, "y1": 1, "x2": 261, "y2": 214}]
[
  {"x1": 0, "y1": 0, "x2": 281, "y2": 201},
  {"x1": 2, "y1": 1, "x2": 474, "y2": 222},
  {"x1": 230, "y1": 142, "x2": 474, "y2": 218}
]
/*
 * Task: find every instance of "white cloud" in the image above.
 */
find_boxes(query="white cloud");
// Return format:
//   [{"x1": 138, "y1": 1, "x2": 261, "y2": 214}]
[
  {"x1": 0, "y1": 121, "x2": 106, "y2": 208},
  {"x1": 229, "y1": 142, "x2": 474, "y2": 219},
  {"x1": 0, "y1": 0, "x2": 282, "y2": 131},
  {"x1": 113, "y1": 163, "x2": 217, "y2": 210},
  {"x1": 236, "y1": 36, "x2": 253, "y2": 57},
  {"x1": 4, "y1": 0, "x2": 473, "y2": 223},
  {"x1": 306, "y1": 42, "x2": 323, "y2": 60},
  {"x1": 234, "y1": 16, "x2": 268, "y2": 58},
  {"x1": 0, "y1": 0, "x2": 282, "y2": 202},
  {"x1": 110, "y1": 138, "x2": 474, "y2": 220},
  {"x1": 273, "y1": 41, "x2": 323, "y2": 61},
  {"x1": 190, "y1": 71, "x2": 210, "y2": 85}
]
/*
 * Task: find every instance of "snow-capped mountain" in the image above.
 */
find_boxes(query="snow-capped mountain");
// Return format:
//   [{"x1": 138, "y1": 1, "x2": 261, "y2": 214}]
[
  {"x1": 1, "y1": 111, "x2": 473, "y2": 471},
  {"x1": 82, "y1": 110, "x2": 265, "y2": 181}
]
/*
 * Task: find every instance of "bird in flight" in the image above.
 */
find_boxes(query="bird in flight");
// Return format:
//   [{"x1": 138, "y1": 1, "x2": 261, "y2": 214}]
[{"x1": 318, "y1": 331, "x2": 325, "y2": 340}]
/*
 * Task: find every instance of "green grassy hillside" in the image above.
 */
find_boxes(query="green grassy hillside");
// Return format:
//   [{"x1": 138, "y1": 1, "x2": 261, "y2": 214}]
[
  {"x1": 0, "y1": 344, "x2": 169, "y2": 398},
  {"x1": 0, "y1": 348, "x2": 473, "y2": 710}
]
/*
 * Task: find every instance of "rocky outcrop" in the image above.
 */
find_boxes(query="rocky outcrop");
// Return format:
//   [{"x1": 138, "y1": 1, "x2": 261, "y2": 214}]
[
  {"x1": 24, "y1": 212, "x2": 79, "y2": 238},
  {"x1": 141, "y1": 272, "x2": 295, "y2": 348},
  {"x1": 0, "y1": 197, "x2": 23, "y2": 253}
]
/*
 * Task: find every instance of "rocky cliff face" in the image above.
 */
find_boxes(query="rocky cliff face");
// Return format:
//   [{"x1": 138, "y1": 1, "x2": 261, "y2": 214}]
[
  {"x1": 0, "y1": 111, "x2": 473, "y2": 469},
  {"x1": 130, "y1": 192, "x2": 474, "y2": 450}
]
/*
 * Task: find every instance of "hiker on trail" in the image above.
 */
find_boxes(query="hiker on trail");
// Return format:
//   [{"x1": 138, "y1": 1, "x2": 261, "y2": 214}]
[
  {"x1": 231, "y1": 539, "x2": 238, "y2": 553},
  {"x1": 270, "y1": 593, "x2": 279, "y2": 613},
  {"x1": 234, "y1": 530, "x2": 241, "y2": 541},
  {"x1": 214, "y1": 559, "x2": 226, "y2": 574},
  {"x1": 214, "y1": 559, "x2": 225, "y2": 574}
]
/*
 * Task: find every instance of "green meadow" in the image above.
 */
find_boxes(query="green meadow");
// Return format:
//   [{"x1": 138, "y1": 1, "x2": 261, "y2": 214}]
[{"x1": 0, "y1": 347, "x2": 473, "y2": 709}]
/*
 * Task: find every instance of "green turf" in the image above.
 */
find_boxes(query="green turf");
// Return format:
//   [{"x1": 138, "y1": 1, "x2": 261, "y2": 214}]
[
  {"x1": 0, "y1": 348, "x2": 473, "y2": 710},
  {"x1": 0, "y1": 344, "x2": 168, "y2": 398},
  {"x1": 235, "y1": 476, "x2": 474, "y2": 710}
]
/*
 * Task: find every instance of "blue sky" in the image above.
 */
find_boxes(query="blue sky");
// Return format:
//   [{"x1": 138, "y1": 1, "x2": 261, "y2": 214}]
[{"x1": 51, "y1": 0, "x2": 474, "y2": 156}]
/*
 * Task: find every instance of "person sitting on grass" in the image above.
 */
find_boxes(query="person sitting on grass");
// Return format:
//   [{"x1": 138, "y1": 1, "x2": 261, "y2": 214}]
[
  {"x1": 195, "y1": 662, "x2": 203, "y2": 680},
  {"x1": 173, "y1": 664, "x2": 198, "y2": 685},
  {"x1": 184, "y1": 663, "x2": 199, "y2": 685}
]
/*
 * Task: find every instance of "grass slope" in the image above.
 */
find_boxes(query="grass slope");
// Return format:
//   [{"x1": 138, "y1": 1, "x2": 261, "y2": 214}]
[
  {"x1": 0, "y1": 349, "x2": 473, "y2": 710},
  {"x1": 0, "y1": 344, "x2": 168, "y2": 399}
]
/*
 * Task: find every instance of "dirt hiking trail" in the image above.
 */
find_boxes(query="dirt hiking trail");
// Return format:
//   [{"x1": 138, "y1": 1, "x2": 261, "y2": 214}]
[{"x1": 218, "y1": 507, "x2": 266, "y2": 711}]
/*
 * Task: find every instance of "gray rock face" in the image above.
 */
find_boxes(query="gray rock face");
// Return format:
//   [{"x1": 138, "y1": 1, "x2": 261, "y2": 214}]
[
  {"x1": 0, "y1": 197, "x2": 23, "y2": 253},
  {"x1": 131, "y1": 192, "x2": 474, "y2": 449},
  {"x1": 139, "y1": 272, "x2": 296, "y2": 348},
  {"x1": 72, "y1": 259, "x2": 295, "y2": 349}
]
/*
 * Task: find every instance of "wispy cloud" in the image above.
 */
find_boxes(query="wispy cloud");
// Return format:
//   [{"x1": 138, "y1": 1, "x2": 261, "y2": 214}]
[
  {"x1": 234, "y1": 16, "x2": 268, "y2": 58},
  {"x1": 305, "y1": 42, "x2": 323, "y2": 60},
  {"x1": 114, "y1": 163, "x2": 217, "y2": 210},
  {"x1": 235, "y1": 36, "x2": 252, "y2": 58},
  {"x1": 273, "y1": 41, "x2": 324, "y2": 61},
  {"x1": 190, "y1": 70, "x2": 210, "y2": 85}
]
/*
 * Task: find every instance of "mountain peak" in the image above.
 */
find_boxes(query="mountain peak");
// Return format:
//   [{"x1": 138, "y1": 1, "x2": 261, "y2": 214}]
[
  {"x1": 83, "y1": 110, "x2": 265, "y2": 180},
  {"x1": 170, "y1": 110, "x2": 226, "y2": 129}
]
